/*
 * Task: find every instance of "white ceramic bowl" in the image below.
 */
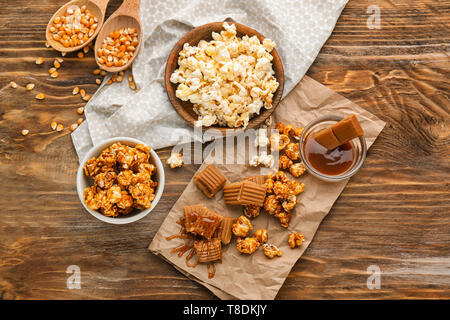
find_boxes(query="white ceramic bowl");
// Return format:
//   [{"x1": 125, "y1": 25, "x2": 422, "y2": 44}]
[{"x1": 76, "y1": 137, "x2": 165, "y2": 224}]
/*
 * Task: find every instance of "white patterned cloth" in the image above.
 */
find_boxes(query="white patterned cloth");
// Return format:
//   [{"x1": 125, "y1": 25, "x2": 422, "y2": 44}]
[{"x1": 72, "y1": 0, "x2": 348, "y2": 161}]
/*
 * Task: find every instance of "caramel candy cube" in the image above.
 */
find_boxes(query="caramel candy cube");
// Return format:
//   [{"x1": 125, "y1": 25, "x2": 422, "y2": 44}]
[
  {"x1": 194, "y1": 238, "x2": 222, "y2": 263},
  {"x1": 313, "y1": 127, "x2": 341, "y2": 150},
  {"x1": 183, "y1": 205, "x2": 221, "y2": 240},
  {"x1": 331, "y1": 114, "x2": 364, "y2": 144},
  {"x1": 194, "y1": 164, "x2": 227, "y2": 198},
  {"x1": 216, "y1": 216, "x2": 236, "y2": 245},
  {"x1": 238, "y1": 181, "x2": 267, "y2": 207},
  {"x1": 244, "y1": 175, "x2": 266, "y2": 185},
  {"x1": 223, "y1": 182, "x2": 243, "y2": 205}
]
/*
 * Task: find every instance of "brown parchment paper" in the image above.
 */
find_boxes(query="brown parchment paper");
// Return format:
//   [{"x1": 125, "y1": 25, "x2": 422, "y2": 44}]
[{"x1": 149, "y1": 76, "x2": 386, "y2": 300}]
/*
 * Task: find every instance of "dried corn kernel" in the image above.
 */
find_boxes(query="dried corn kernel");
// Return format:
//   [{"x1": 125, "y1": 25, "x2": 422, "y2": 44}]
[
  {"x1": 53, "y1": 59, "x2": 61, "y2": 69},
  {"x1": 50, "y1": 71, "x2": 59, "y2": 78},
  {"x1": 45, "y1": 41, "x2": 50, "y2": 48},
  {"x1": 35, "y1": 57, "x2": 44, "y2": 65},
  {"x1": 9, "y1": 81, "x2": 17, "y2": 88},
  {"x1": 95, "y1": 78, "x2": 102, "y2": 85},
  {"x1": 48, "y1": 67, "x2": 57, "y2": 74},
  {"x1": 35, "y1": 93, "x2": 45, "y2": 100},
  {"x1": 26, "y1": 83, "x2": 35, "y2": 91},
  {"x1": 73, "y1": 87, "x2": 80, "y2": 95},
  {"x1": 77, "y1": 107, "x2": 84, "y2": 115},
  {"x1": 82, "y1": 94, "x2": 91, "y2": 102},
  {"x1": 96, "y1": 27, "x2": 139, "y2": 68},
  {"x1": 77, "y1": 51, "x2": 84, "y2": 59},
  {"x1": 49, "y1": 5, "x2": 98, "y2": 49},
  {"x1": 80, "y1": 89, "x2": 86, "y2": 97},
  {"x1": 56, "y1": 124, "x2": 64, "y2": 131},
  {"x1": 129, "y1": 81, "x2": 136, "y2": 90},
  {"x1": 51, "y1": 121, "x2": 57, "y2": 130},
  {"x1": 21, "y1": 129, "x2": 29, "y2": 136},
  {"x1": 83, "y1": 46, "x2": 89, "y2": 54},
  {"x1": 93, "y1": 69, "x2": 101, "y2": 75},
  {"x1": 70, "y1": 123, "x2": 78, "y2": 131},
  {"x1": 77, "y1": 118, "x2": 84, "y2": 125}
]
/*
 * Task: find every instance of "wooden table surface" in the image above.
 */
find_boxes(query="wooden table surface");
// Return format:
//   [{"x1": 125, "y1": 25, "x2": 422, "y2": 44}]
[{"x1": 0, "y1": 0, "x2": 449, "y2": 300}]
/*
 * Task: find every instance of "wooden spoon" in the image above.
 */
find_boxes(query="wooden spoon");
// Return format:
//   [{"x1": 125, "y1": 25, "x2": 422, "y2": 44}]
[
  {"x1": 94, "y1": 0, "x2": 142, "y2": 72},
  {"x1": 46, "y1": 0, "x2": 110, "y2": 53}
]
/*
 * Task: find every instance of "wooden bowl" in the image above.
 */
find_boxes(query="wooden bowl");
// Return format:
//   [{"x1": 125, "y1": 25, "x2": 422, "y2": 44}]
[{"x1": 165, "y1": 21, "x2": 285, "y2": 134}]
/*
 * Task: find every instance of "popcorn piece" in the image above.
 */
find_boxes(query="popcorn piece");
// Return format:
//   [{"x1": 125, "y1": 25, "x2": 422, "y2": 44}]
[
  {"x1": 285, "y1": 142, "x2": 300, "y2": 161},
  {"x1": 279, "y1": 154, "x2": 293, "y2": 170},
  {"x1": 258, "y1": 153, "x2": 274, "y2": 168},
  {"x1": 289, "y1": 162, "x2": 307, "y2": 178},
  {"x1": 237, "y1": 237, "x2": 260, "y2": 254},
  {"x1": 243, "y1": 204, "x2": 261, "y2": 219},
  {"x1": 254, "y1": 229, "x2": 268, "y2": 244},
  {"x1": 288, "y1": 232, "x2": 305, "y2": 249},
  {"x1": 249, "y1": 155, "x2": 260, "y2": 167},
  {"x1": 232, "y1": 215, "x2": 253, "y2": 237},
  {"x1": 263, "y1": 243, "x2": 282, "y2": 259},
  {"x1": 167, "y1": 153, "x2": 184, "y2": 168}
]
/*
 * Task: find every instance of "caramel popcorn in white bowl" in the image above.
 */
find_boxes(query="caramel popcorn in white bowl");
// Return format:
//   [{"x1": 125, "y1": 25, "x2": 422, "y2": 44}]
[{"x1": 169, "y1": 22, "x2": 280, "y2": 129}]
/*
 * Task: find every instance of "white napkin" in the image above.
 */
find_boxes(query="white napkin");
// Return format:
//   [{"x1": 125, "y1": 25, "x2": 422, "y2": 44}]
[{"x1": 72, "y1": 0, "x2": 349, "y2": 161}]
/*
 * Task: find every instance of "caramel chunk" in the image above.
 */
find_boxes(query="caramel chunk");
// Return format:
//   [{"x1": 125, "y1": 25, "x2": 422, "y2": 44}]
[
  {"x1": 194, "y1": 164, "x2": 227, "y2": 198},
  {"x1": 194, "y1": 238, "x2": 222, "y2": 263},
  {"x1": 216, "y1": 216, "x2": 236, "y2": 245},
  {"x1": 244, "y1": 175, "x2": 266, "y2": 185},
  {"x1": 313, "y1": 127, "x2": 340, "y2": 150},
  {"x1": 223, "y1": 182, "x2": 243, "y2": 205},
  {"x1": 331, "y1": 114, "x2": 364, "y2": 144},
  {"x1": 238, "y1": 181, "x2": 267, "y2": 206},
  {"x1": 314, "y1": 115, "x2": 364, "y2": 150},
  {"x1": 183, "y1": 205, "x2": 221, "y2": 240}
]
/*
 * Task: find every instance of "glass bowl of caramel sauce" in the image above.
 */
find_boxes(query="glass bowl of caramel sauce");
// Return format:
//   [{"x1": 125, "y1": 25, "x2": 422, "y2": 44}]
[{"x1": 299, "y1": 116, "x2": 367, "y2": 182}]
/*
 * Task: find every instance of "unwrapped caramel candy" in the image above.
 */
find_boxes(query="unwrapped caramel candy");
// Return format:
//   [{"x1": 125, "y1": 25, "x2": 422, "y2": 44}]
[
  {"x1": 238, "y1": 181, "x2": 267, "y2": 206},
  {"x1": 244, "y1": 175, "x2": 266, "y2": 185},
  {"x1": 194, "y1": 238, "x2": 222, "y2": 263},
  {"x1": 194, "y1": 164, "x2": 227, "y2": 198},
  {"x1": 314, "y1": 115, "x2": 364, "y2": 150},
  {"x1": 331, "y1": 114, "x2": 364, "y2": 143},
  {"x1": 223, "y1": 182, "x2": 243, "y2": 205},
  {"x1": 216, "y1": 216, "x2": 236, "y2": 245},
  {"x1": 183, "y1": 205, "x2": 221, "y2": 240}
]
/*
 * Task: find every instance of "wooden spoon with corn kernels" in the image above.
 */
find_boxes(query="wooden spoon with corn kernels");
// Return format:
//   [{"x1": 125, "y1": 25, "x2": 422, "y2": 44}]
[
  {"x1": 46, "y1": 0, "x2": 110, "y2": 53},
  {"x1": 94, "y1": 0, "x2": 142, "y2": 72}
]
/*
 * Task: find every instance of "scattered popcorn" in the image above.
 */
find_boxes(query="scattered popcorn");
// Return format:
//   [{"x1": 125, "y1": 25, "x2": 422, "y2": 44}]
[
  {"x1": 288, "y1": 232, "x2": 304, "y2": 249},
  {"x1": 170, "y1": 22, "x2": 279, "y2": 128},
  {"x1": 249, "y1": 155, "x2": 260, "y2": 167},
  {"x1": 263, "y1": 243, "x2": 282, "y2": 258},
  {"x1": 255, "y1": 128, "x2": 269, "y2": 147},
  {"x1": 167, "y1": 152, "x2": 184, "y2": 168},
  {"x1": 258, "y1": 153, "x2": 274, "y2": 168}
]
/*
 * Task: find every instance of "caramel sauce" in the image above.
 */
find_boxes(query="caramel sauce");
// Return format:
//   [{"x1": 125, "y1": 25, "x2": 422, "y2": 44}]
[
  {"x1": 207, "y1": 263, "x2": 216, "y2": 279},
  {"x1": 304, "y1": 136, "x2": 354, "y2": 175}
]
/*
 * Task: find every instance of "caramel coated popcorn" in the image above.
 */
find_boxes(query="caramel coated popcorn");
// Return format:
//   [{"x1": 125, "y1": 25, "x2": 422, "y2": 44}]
[
  {"x1": 273, "y1": 122, "x2": 307, "y2": 176},
  {"x1": 232, "y1": 215, "x2": 253, "y2": 237},
  {"x1": 243, "y1": 204, "x2": 261, "y2": 219},
  {"x1": 254, "y1": 229, "x2": 268, "y2": 244},
  {"x1": 263, "y1": 243, "x2": 282, "y2": 259},
  {"x1": 264, "y1": 171, "x2": 304, "y2": 228},
  {"x1": 83, "y1": 143, "x2": 157, "y2": 217},
  {"x1": 236, "y1": 237, "x2": 260, "y2": 255},
  {"x1": 288, "y1": 232, "x2": 305, "y2": 249}
]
